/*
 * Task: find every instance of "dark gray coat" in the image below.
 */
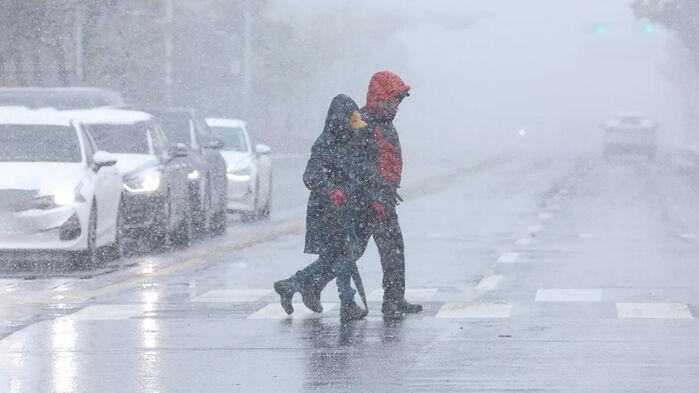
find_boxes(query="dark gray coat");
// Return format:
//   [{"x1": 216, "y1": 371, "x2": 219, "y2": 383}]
[{"x1": 303, "y1": 95, "x2": 366, "y2": 255}]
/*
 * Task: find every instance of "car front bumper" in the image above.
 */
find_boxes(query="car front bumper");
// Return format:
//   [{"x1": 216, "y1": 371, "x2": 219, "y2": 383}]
[
  {"x1": 120, "y1": 192, "x2": 168, "y2": 233},
  {"x1": 226, "y1": 177, "x2": 254, "y2": 212},
  {"x1": 0, "y1": 204, "x2": 90, "y2": 251}
]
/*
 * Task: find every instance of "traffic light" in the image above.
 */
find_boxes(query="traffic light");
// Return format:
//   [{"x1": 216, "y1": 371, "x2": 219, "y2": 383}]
[
  {"x1": 595, "y1": 24, "x2": 607, "y2": 34},
  {"x1": 644, "y1": 23, "x2": 655, "y2": 33}
]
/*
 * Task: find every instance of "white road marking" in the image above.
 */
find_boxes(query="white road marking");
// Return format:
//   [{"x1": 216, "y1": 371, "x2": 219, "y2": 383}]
[
  {"x1": 515, "y1": 237, "x2": 532, "y2": 246},
  {"x1": 528, "y1": 224, "x2": 543, "y2": 234},
  {"x1": 63, "y1": 304, "x2": 145, "y2": 321},
  {"x1": 192, "y1": 289, "x2": 271, "y2": 303},
  {"x1": 616, "y1": 303, "x2": 693, "y2": 319},
  {"x1": 497, "y1": 252, "x2": 519, "y2": 264},
  {"x1": 475, "y1": 275, "x2": 503, "y2": 291},
  {"x1": 680, "y1": 233, "x2": 696, "y2": 240},
  {"x1": 578, "y1": 233, "x2": 595, "y2": 239},
  {"x1": 247, "y1": 303, "x2": 336, "y2": 319},
  {"x1": 436, "y1": 302, "x2": 512, "y2": 318},
  {"x1": 535, "y1": 289, "x2": 603, "y2": 302},
  {"x1": 367, "y1": 288, "x2": 438, "y2": 302}
]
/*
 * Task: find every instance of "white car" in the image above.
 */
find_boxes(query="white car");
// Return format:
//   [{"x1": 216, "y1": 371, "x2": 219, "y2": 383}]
[
  {"x1": 0, "y1": 108, "x2": 123, "y2": 269},
  {"x1": 205, "y1": 118, "x2": 272, "y2": 221},
  {"x1": 603, "y1": 112, "x2": 658, "y2": 160}
]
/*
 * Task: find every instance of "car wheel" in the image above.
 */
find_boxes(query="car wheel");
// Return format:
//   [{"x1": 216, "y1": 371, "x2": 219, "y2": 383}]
[
  {"x1": 75, "y1": 204, "x2": 98, "y2": 270},
  {"x1": 111, "y1": 204, "x2": 125, "y2": 260},
  {"x1": 171, "y1": 210, "x2": 193, "y2": 248}
]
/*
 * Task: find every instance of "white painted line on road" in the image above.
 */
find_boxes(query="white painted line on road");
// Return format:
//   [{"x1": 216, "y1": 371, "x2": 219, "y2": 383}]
[
  {"x1": 535, "y1": 289, "x2": 603, "y2": 302},
  {"x1": 436, "y1": 302, "x2": 512, "y2": 318},
  {"x1": 475, "y1": 275, "x2": 503, "y2": 291},
  {"x1": 63, "y1": 304, "x2": 145, "y2": 321},
  {"x1": 192, "y1": 289, "x2": 271, "y2": 303},
  {"x1": 514, "y1": 237, "x2": 532, "y2": 246},
  {"x1": 616, "y1": 303, "x2": 693, "y2": 319},
  {"x1": 247, "y1": 303, "x2": 336, "y2": 319},
  {"x1": 680, "y1": 233, "x2": 696, "y2": 240},
  {"x1": 496, "y1": 252, "x2": 519, "y2": 264},
  {"x1": 367, "y1": 288, "x2": 438, "y2": 302},
  {"x1": 578, "y1": 233, "x2": 596, "y2": 239},
  {"x1": 528, "y1": 224, "x2": 543, "y2": 235}
]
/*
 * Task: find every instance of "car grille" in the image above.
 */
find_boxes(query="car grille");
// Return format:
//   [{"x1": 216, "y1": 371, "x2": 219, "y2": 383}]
[{"x1": 0, "y1": 189, "x2": 39, "y2": 212}]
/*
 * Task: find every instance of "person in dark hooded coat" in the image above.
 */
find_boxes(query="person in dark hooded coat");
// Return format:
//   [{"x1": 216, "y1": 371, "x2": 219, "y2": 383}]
[
  {"x1": 274, "y1": 94, "x2": 369, "y2": 321},
  {"x1": 283, "y1": 71, "x2": 423, "y2": 317}
]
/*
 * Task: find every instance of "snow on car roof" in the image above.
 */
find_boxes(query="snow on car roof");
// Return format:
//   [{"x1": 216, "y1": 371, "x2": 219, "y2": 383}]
[
  {"x1": 0, "y1": 106, "x2": 72, "y2": 126},
  {"x1": 206, "y1": 117, "x2": 247, "y2": 128},
  {"x1": 61, "y1": 108, "x2": 152, "y2": 125}
]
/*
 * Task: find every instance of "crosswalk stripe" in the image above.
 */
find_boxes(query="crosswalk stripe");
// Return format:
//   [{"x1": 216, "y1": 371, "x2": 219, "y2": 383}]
[
  {"x1": 247, "y1": 303, "x2": 336, "y2": 319},
  {"x1": 497, "y1": 252, "x2": 519, "y2": 264},
  {"x1": 63, "y1": 304, "x2": 145, "y2": 321},
  {"x1": 475, "y1": 275, "x2": 503, "y2": 291},
  {"x1": 367, "y1": 288, "x2": 439, "y2": 302},
  {"x1": 192, "y1": 289, "x2": 271, "y2": 303},
  {"x1": 616, "y1": 303, "x2": 693, "y2": 319},
  {"x1": 535, "y1": 289, "x2": 603, "y2": 302}
]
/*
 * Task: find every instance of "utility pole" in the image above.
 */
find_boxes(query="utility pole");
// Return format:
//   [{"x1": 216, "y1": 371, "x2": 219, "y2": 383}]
[
  {"x1": 241, "y1": 0, "x2": 252, "y2": 116},
  {"x1": 164, "y1": 0, "x2": 174, "y2": 106},
  {"x1": 74, "y1": 0, "x2": 83, "y2": 83}
]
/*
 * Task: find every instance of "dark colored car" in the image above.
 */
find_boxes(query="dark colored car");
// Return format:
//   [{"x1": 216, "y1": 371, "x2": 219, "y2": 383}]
[
  {"x1": 69, "y1": 108, "x2": 196, "y2": 248},
  {"x1": 142, "y1": 107, "x2": 228, "y2": 235},
  {"x1": 0, "y1": 87, "x2": 124, "y2": 110}
]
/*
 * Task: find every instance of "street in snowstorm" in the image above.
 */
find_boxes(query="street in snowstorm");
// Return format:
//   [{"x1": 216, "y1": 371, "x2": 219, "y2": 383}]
[{"x1": 1, "y1": 0, "x2": 699, "y2": 392}]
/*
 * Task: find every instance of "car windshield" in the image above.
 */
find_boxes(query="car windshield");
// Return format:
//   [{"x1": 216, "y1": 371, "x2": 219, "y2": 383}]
[
  {"x1": 157, "y1": 114, "x2": 192, "y2": 147},
  {"x1": 87, "y1": 124, "x2": 151, "y2": 154},
  {"x1": 210, "y1": 126, "x2": 248, "y2": 152},
  {"x1": 0, "y1": 124, "x2": 82, "y2": 162}
]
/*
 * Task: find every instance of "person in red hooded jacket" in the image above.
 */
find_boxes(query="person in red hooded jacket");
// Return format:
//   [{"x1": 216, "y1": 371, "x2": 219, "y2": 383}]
[{"x1": 287, "y1": 71, "x2": 423, "y2": 317}]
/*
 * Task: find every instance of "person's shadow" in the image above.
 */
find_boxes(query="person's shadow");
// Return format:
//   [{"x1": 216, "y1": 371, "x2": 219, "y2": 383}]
[{"x1": 299, "y1": 316, "x2": 406, "y2": 390}]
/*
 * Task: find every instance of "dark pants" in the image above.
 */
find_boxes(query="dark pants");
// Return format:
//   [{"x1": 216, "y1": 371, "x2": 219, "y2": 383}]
[{"x1": 294, "y1": 211, "x2": 406, "y2": 303}]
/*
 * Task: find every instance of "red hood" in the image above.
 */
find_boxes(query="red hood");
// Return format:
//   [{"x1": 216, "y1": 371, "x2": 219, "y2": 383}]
[{"x1": 365, "y1": 71, "x2": 410, "y2": 119}]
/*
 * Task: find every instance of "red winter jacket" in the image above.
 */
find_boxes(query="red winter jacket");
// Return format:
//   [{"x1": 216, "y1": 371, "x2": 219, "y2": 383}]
[{"x1": 357, "y1": 71, "x2": 410, "y2": 208}]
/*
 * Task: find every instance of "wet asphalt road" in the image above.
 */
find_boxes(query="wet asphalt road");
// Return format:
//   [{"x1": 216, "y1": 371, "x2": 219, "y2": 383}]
[{"x1": 1, "y1": 150, "x2": 698, "y2": 392}]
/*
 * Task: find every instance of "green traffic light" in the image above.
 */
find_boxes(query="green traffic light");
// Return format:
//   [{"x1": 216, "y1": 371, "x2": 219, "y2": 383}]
[
  {"x1": 595, "y1": 24, "x2": 606, "y2": 34},
  {"x1": 645, "y1": 23, "x2": 655, "y2": 33}
]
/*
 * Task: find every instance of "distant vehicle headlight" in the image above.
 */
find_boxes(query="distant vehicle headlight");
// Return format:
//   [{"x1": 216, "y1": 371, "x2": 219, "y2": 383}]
[
  {"x1": 187, "y1": 170, "x2": 200, "y2": 180},
  {"x1": 123, "y1": 172, "x2": 161, "y2": 193},
  {"x1": 227, "y1": 167, "x2": 251, "y2": 182}
]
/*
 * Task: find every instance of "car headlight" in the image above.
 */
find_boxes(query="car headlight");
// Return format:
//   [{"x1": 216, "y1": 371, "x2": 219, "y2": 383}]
[
  {"x1": 187, "y1": 170, "x2": 200, "y2": 180},
  {"x1": 227, "y1": 167, "x2": 251, "y2": 182},
  {"x1": 123, "y1": 172, "x2": 162, "y2": 193},
  {"x1": 32, "y1": 182, "x2": 85, "y2": 209}
]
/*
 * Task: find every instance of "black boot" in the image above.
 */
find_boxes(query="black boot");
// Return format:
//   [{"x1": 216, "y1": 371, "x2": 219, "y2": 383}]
[
  {"x1": 382, "y1": 299, "x2": 423, "y2": 317},
  {"x1": 341, "y1": 300, "x2": 368, "y2": 322},
  {"x1": 300, "y1": 284, "x2": 323, "y2": 313},
  {"x1": 273, "y1": 278, "x2": 295, "y2": 315}
]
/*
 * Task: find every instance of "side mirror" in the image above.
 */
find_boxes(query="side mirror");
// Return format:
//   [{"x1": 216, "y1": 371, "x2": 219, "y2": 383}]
[
  {"x1": 204, "y1": 138, "x2": 224, "y2": 150},
  {"x1": 173, "y1": 143, "x2": 189, "y2": 158},
  {"x1": 255, "y1": 143, "x2": 271, "y2": 155},
  {"x1": 93, "y1": 151, "x2": 117, "y2": 169}
]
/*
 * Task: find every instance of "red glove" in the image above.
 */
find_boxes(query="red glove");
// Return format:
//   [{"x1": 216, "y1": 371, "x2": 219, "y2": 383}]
[
  {"x1": 329, "y1": 189, "x2": 347, "y2": 207},
  {"x1": 370, "y1": 201, "x2": 388, "y2": 221}
]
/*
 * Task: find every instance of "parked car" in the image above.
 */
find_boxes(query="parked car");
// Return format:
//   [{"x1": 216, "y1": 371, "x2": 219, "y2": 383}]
[
  {"x1": 65, "y1": 108, "x2": 196, "y2": 248},
  {"x1": 0, "y1": 87, "x2": 124, "y2": 110},
  {"x1": 602, "y1": 112, "x2": 658, "y2": 160},
  {"x1": 206, "y1": 118, "x2": 272, "y2": 221},
  {"x1": 0, "y1": 107, "x2": 122, "y2": 269},
  {"x1": 141, "y1": 107, "x2": 228, "y2": 235}
]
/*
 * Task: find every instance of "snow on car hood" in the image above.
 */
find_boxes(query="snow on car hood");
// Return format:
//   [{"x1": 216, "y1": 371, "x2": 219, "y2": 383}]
[
  {"x1": 221, "y1": 151, "x2": 252, "y2": 170},
  {"x1": 113, "y1": 154, "x2": 160, "y2": 176},
  {"x1": 0, "y1": 162, "x2": 87, "y2": 194}
]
